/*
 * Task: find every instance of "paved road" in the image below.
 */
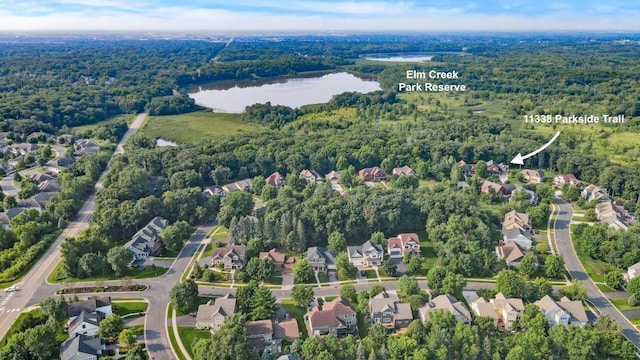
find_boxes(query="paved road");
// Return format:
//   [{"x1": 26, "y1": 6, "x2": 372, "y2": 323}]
[
  {"x1": 554, "y1": 198, "x2": 640, "y2": 348},
  {"x1": 0, "y1": 114, "x2": 147, "y2": 342}
]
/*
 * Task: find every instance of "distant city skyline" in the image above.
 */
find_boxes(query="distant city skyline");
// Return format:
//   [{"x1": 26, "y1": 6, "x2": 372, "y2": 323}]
[{"x1": 0, "y1": 0, "x2": 639, "y2": 31}]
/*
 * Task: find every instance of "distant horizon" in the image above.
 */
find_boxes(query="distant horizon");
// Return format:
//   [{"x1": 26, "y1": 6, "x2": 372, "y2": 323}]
[{"x1": 0, "y1": 1, "x2": 639, "y2": 31}]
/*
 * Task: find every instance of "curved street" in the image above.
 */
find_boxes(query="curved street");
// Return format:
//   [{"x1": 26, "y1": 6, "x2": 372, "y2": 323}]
[{"x1": 553, "y1": 198, "x2": 640, "y2": 347}]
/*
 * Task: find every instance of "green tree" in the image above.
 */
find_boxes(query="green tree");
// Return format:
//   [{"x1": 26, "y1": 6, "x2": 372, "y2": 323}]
[
  {"x1": 441, "y1": 272, "x2": 467, "y2": 300},
  {"x1": 626, "y1": 276, "x2": 640, "y2": 297},
  {"x1": 235, "y1": 280, "x2": 259, "y2": 314},
  {"x1": 124, "y1": 344, "x2": 148, "y2": 360},
  {"x1": 370, "y1": 285, "x2": 386, "y2": 297},
  {"x1": 119, "y1": 328, "x2": 137, "y2": 349},
  {"x1": 495, "y1": 269, "x2": 525, "y2": 298},
  {"x1": 340, "y1": 284, "x2": 357, "y2": 301},
  {"x1": 519, "y1": 254, "x2": 538, "y2": 278},
  {"x1": 475, "y1": 160, "x2": 487, "y2": 178},
  {"x1": 261, "y1": 184, "x2": 277, "y2": 200},
  {"x1": 327, "y1": 231, "x2": 347, "y2": 254},
  {"x1": 252, "y1": 176, "x2": 266, "y2": 195},
  {"x1": 107, "y1": 246, "x2": 131, "y2": 277},
  {"x1": 561, "y1": 279, "x2": 587, "y2": 300},
  {"x1": 335, "y1": 253, "x2": 357, "y2": 280},
  {"x1": 604, "y1": 271, "x2": 624, "y2": 290},
  {"x1": 398, "y1": 275, "x2": 420, "y2": 298},
  {"x1": 211, "y1": 166, "x2": 232, "y2": 185},
  {"x1": 40, "y1": 297, "x2": 68, "y2": 325},
  {"x1": 293, "y1": 259, "x2": 315, "y2": 284},
  {"x1": 98, "y1": 314, "x2": 124, "y2": 339},
  {"x1": 78, "y1": 252, "x2": 108, "y2": 278},
  {"x1": 3, "y1": 195, "x2": 16, "y2": 210},
  {"x1": 544, "y1": 254, "x2": 565, "y2": 279},
  {"x1": 160, "y1": 220, "x2": 194, "y2": 253},
  {"x1": 169, "y1": 279, "x2": 199, "y2": 313},
  {"x1": 291, "y1": 284, "x2": 314, "y2": 307},
  {"x1": 251, "y1": 286, "x2": 277, "y2": 320},
  {"x1": 244, "y1": 258, "x2": 275, "y2": 281},
  {"x1": 406, "y1": 255, "x2": 423, "y2": 274},
  {"x1": 217, "y1": 191, "x2": 254, "y2": 227},
  {"x1": 426, "y1": 265, "x2": 447, "y2": 296},
  {"x1": 381, "y1": 257, "x2": 397, "y2": 277}
]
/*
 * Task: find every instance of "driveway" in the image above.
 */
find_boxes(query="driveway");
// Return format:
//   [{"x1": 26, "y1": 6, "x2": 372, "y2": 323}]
[
  {"x1": 394, "y1": 258, "x2": 407, "y2": 275},
  {"x1": 281, "y1": 272, "x2": 294, "y2": 290}
]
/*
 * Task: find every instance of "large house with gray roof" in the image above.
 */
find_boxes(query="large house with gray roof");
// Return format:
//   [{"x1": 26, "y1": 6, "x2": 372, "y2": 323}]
[
  {"x1": 124, "y1": 216, "x2": 169, "y2": 263},
  {"x1": 368, "y1": 291, "x2": 413, "y2": 329},
  {"x1": 347, "y1": 240, "x2": 383, "y2": 267},
  {"x1": 60, "y1": 333, "x2": 105, "y2": 360},
  {"x1": 196, "y1": 294, "x2": 236, "y2": 330}
]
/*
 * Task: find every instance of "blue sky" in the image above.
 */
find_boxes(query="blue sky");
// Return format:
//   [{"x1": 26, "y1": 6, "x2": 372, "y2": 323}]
[{"x1": 0, "y1": 0, "x2": 638, "y2": 31}]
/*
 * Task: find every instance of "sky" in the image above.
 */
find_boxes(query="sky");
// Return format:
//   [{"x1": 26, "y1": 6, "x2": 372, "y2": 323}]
[{"x1": 0, "y1": 0, "x2": 639, "y2": 31}]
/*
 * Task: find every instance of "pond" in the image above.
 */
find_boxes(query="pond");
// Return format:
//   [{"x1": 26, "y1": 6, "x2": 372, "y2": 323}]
[
  {"x1": 187, "y1": 72, "x2": 381, "y2": 113},
  {"x1": 156, "y1": 138, "x2": 177, "y2": 147}
]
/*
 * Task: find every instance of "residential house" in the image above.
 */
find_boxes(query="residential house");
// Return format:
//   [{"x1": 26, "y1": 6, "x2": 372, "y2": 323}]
[
  {"x1": 457, "y1": 160, "x2": 475, "y2": 176},
  {"x1": 521, "y1": 169, "x2": 545, "y2": 184},
  {"x1": 0, "y1": 207, "x2": 28, "y2": 228},
  {"x1": 299, "y1": 169, "x2": 324, "y2": 184},
  {"x1": 481, "y1": 181, "x2": 511, "y2": 196},
  {"x1": 347, "y1": 240, "x2": 383, "y2": 267},
  {"x1": 203, "y1": 186, "x2": 225, "y2": 197},
  {"x1": 325, "y1": 170, "x2": 341, "y2": 183},
  {"x1": 220, "y1": 179, "x2": 253, "y2": 195},
  {"x1": 276, "y1": 356, "x2": 301, "y2": 360},
  {"x1": 67, "y1": 310, "x2": 103, "y2": 337},
  {"x1": 626, "y1": 261, "x2": 640, "y2": 281},
  {"x1": 595, "y1": 201, "x2": 629, "y2": 230},
  {"x1": 8, "y1": 156, "x2": 24, "y2": 167},
  {"x1": 418, "y1": 295, "x2": 471, "y2": 325},
  {"x1": 0, "y1": 163, "x2": 14, "y2": 175},
  {"x1": 212, "y1": 245, "x2": 248, "y2": 270},
  {"x1": 18, "y1": 192, "x2": 55, "y2": 211},
  {"x1": 46, "y1": 157, "x2": 75, "y2": 174},
  {"x1": 471, "y1": 293, "x2": 524, "y2": 331},
  {"x1": 358, "y1": 166, "x2": 387, "y2": 182},
  {"x1": 503, "y1": 228, "x2": 533, "y2": 250},
  {"x1": 535, "y1": 295, "x2": 588, "y2": 327},
  {"x1": 307, "y1": 296, "x2": 357, "y2": 337},
  {"x1": 581, "y1": 184, "x2": 609, "y2": 202},
  {"x1": 266, "y1": 171, "x2": 286, "y2": 188},
  {"x1": 31, "y1": 172, "x2": 55, "y2": 183},
  {"x1": 495, "y1": 242, "x2": 526, "y2": 268},
  {"x1": 196, "y1": 294, "x2": 236, "y2": 330},
  {"x1": 9, "y1": 143, "x2": 40, "y2": 156},
  {"x1": 58, "y1": 134, "x2": 75, "y2": 145},
  {"x1": 60, "y1": 334, "x2": 105, "y2": 360},
  {"x1": 553, "y1": 174, "x2": 584, "y2": 188},
  {"x1": 38, "y1": 179, "x2": 61, "y2": 193},
  {"x1": 387, "y1": 233, "x2": 421, "y2": 258},
  {"x1": 27, "y1": 131, "x2": 53, "y2": 141},
  {"x1": 368, "y1": 291, "x2": 413, "y2": 329},
  {"x1": 67, "y1": 297, "x2": 113, "y2": 322},
  {"x1": 503, "y1": 210, "x2": 533, "y2": 233},
  {"x1": 392, "y1": 166, "x2": 415, "y2": 177},
  {"x1": 124, "y1": 216, "x2": 169, "y2": 262},
  {"x1": 486, "y1": 160, "x2": 509, "y2": 176},
  {"x1": 247, "y1": 318, "x2": 300, "y2": 351},
  {"x1": 73, "y1": 139, "x2": 101, "y2": 156},
  {"x1": 260, "y1": 248, "x2": 296, "y2": 271},
  {"x1": 306, "y1": 247, "x2": 337, "y2": 271}
]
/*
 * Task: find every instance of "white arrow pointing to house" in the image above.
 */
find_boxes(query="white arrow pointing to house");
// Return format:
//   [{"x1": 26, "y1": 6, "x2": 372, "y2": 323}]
[{"x1": 510, "y1": 131, "x2": 561, "y2": 165}]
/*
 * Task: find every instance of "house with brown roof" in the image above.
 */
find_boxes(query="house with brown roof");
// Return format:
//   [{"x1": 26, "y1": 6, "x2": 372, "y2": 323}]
[
  {"x1": 358, "y1": 166, "x2": 387, "y2": 182},
  {"x1": 553, "y1": 174, "x2": 583, "y2": 188},
  {"x1": 196, "y1": 294, "x2": 236, "y2": 330},
  {"x1": 521, "y1": 169, "x2": 545, "y2": 184},
  {"x1": 299, "y1": 169, "x2": 324, "y2": 184},
  {"x1": 368, "y1": 291, "x2": 413, "y2": 329},
  {"x1": 595, "y1": 201, "x2": 629, "y2": 231},
  {"x1": 535, "y1": 295, "x2": 588, "y2": 327},
  {"x1": 481, "y1": 181, "x2": 515, "y2": 196},
  {"x1": 246, "y1": 318, "x2": 300, "y2": 351},
  {"x1": 260, "y1": 248, "x2": 296, "y2": 271},
  {"x1": 486, "y1": 160, "x2": 508, "y2": 176},
  {"x1": 495, "y1": 242, "x2": 526, "y2": 268},
  {"x1": 212, "y1": 245, "x2": 247, "y2": 270},
  {"x1": 266, "y1": 171, "x2": 286, "y2": 188},
  {"x1": 347, "y1": 240, "x2": 383, "y2": 267},
  {"x1": 387, "y1": 233, "x2": 421, "y2": 259},
  {"x1": 471, "y1": 293, "x2": 524, "y2": 331},
  {"x1": 306, "y1": 296, "x2": 357, "y2": 337},
  {"x1": 503, "y1": 210, "x2": 532, "y2": 233},
  {"x1": 457, "y1": 161, "x2": 475, "y2": 176},
  {"x1": 418, "y1": 295, "x2": 471, "y2": 325},
  {"x1": 392, "y1": 166, "x2": 415, "y2": 177}
]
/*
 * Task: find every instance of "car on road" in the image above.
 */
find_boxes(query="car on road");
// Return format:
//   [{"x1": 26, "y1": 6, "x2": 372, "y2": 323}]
[{"x1": 4, "y1": 286, "x2": 18, "y2": 292}]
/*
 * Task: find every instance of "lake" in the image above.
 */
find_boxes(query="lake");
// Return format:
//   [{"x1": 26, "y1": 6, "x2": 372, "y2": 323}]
[
  {"x1": 187, "y1": 72, "x2": 381, "y2": 113},
  {"x1": 364, "y1": 52, "x2": 465, "y2": 62}
]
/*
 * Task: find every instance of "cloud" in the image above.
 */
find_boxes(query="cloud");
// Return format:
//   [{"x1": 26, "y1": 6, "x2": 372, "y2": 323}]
[{"x1": 0, "y1": 0, "x2": 637, "y2": 31}]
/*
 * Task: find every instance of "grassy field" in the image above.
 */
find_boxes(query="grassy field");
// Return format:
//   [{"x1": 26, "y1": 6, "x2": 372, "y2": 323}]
[
  {"x1": 48, "y1": 262, "x2": 168, "y2": 283},
  {"x1": 570, "y1": 226, "x2": 623, "y2": 283},
  {"x1": 113, "y1": 301, "x2": 149, "y2": 316},
  {"x1": 610, "y1": 298, "x2": 640, "y2": 311},
  {"x1": 70, "y1": 114, "x2": 135, "y2": 134},
  {"x1": 317, "y1": 272, "x2": 329, "y2": 284},
  {"x1": 178, "y1": 326, "x2": 211, "y2": 358},
  {"x1": 281, "y1": 299, "x2": 308, "y2": 339},
  {"x1": 141, "y1": 111, "x2": 265, "y2": 143}
]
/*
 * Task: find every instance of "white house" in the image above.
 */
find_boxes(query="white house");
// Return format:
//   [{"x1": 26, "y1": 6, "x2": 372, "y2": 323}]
[
  {"x1": 626, "y1": 262, "x2": 640, "y2": 281},
  {"x1": 534, "y1": 295, "x2": 588, "y2": 327},
  {"x1": 124, "y1": 216, "x2": 169, "y2": 262},
  {"x1": 347, "y1": 240, "x2": 383, "y2": 267}
]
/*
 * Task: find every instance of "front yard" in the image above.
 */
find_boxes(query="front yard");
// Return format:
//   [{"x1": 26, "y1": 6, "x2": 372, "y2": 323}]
[
  {"x1": 178, "y1": 326, "x2": 211, "y2": 358},
  {"x1": 281, "y1": 299, "x2": 308, "y2": 339}
]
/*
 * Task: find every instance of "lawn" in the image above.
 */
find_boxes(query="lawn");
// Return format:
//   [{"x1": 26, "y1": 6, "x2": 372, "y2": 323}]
[
  {"x1": 264, "y1": 276, "x2": 283, "y2": 286},
  {"x1": 48, "y1": 262, "x2": 168, "y2": 283},
  {"x1": 628, "y1": 317, "x2": 640, "y2": 327},
  {"x1": 317, "y1": 272, "x2": 329, "y2": 284},
  {"x1": 178, "y1": 326, "x2": 211, "y2": 358},
  {"x1": 596, "y1": 283, "x2": 616, "y2": 293},
  {"x1": 175, "y1": 296, "x2": 215, "y2": 317},
  {"x1": 70, "y1": 114, "x2": 135, "y2": 135},
  {"x1": 167, "y1": 322, "x2": 188, "y2": 360},
  {"x1": 141, "y1": 111, "x2": 265, "y2": 143},
  {"x1": 281, "y1": 299, "x2": 308, "y2": 339},
  {"x1": 1, "y1": 308, "x2": 44, "y2": 345},
  {"x1": 112, "y1": 301, "x2": 149, "y2": 316},
  {"x1": 364, "y1": 270, "x2": 378, "y2": 279},
  {"x1": 610, "y1": 298, "x2": 640, "y2": 311}
]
